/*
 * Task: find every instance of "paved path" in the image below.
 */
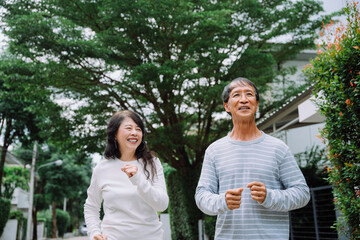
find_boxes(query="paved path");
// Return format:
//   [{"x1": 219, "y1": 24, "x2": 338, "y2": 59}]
[
  {"x1": 64, "y1": 237, "x2": 88, "y2": 240},
  {"x1": 62, "y1": 237, "x2": 88, "y2": 240}
]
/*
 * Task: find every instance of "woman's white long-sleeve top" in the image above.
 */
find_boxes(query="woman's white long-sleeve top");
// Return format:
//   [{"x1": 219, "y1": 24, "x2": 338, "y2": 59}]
[{"x1": 84, "y1": 157, "x2": 169, "y2": 240}]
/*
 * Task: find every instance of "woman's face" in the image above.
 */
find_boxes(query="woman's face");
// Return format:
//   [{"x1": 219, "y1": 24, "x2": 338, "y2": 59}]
[{"x1": 115, "y1": 117, "x2": 143, "y2": 154}]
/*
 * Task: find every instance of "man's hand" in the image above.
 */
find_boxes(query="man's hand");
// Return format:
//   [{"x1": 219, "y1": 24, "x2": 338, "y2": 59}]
[
  {"x1": 121, "y1": 164, "x2": 138, "y2": 178},
  {"x1": 225, "y1": 188, "x2": 243, "y2": 210},
  {"x1": 93, "y1": 234, "x2": 108, "y2": 240},
  {"x1": 247, "y1": 182, "x2": 267, "y2": 204}
]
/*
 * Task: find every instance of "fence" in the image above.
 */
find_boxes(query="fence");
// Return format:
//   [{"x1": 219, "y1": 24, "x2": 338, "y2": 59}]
[{"x1": 290, "y1": 185, "x2": 339, "y2": 240}]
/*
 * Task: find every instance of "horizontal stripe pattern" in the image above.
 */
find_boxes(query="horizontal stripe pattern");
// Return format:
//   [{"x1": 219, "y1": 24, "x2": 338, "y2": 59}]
[{"x1": 195, "y1": 133, "x2": 310, "y2": 240}]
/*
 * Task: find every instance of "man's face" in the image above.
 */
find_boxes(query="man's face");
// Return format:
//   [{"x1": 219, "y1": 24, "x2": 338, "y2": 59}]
[{"x1": 224, "y1": 82, "x2": 258, "y2": 120}]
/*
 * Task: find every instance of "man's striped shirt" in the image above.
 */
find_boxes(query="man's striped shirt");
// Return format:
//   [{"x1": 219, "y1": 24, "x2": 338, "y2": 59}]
[{"x1": 195, "y1": 132, "x2": 310, "y2": 240}]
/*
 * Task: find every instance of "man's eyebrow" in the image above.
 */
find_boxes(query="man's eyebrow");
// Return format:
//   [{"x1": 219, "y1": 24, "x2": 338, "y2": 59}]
[
  {"x1": 231, "y1": 89, "x2": 254, "y2": 93},
  {"x1": 124, "y1": 124, "x2": 140, "y2": 127}
]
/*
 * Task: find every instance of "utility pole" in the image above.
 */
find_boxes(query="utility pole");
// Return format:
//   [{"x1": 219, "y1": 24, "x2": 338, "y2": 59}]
[{"x1": 26, "y1": 141, "x2": 37, "y2": 240}]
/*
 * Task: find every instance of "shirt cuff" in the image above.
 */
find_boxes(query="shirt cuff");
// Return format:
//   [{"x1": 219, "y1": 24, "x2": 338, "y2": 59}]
[
  {"x1": 129, "y1": 171, "x2": 144, "y2": 186},
  {"x1": 221, "y1": 192, "x2": 230, "y2": 212},
  {"x1": 261, "y1": 188, "x2": 273, "y2": 209}
]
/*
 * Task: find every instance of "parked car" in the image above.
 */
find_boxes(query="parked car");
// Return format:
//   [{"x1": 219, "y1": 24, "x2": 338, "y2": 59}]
[{"x1": 79, "y1": 222, "x2": 88, "y2": 236}]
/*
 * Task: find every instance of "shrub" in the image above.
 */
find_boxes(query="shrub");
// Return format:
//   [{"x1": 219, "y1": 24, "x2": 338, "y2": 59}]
[
  {"x1": 56, "y1": 209, "x2": 70, "y2": 237},
  {"x1": 9, "y1": 210, "x2": 24, "y2": 221},
  {"x1": 38, "y1": 209, "x2": 70, "y2": 238},
  {"x1": 203, "y1": 215, "x2": 216, "y2": 240},
  {"x1": 304, "y1": 1, "x2": 360, "y2": 239},
  {"x1": 0, "y1": 198, "x2": 11, "y2": 237}
]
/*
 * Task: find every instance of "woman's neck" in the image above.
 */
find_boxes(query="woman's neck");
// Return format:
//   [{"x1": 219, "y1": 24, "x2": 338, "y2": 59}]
[{"x1": 120, "y1": 150, "x2": 137, "y2": 161}]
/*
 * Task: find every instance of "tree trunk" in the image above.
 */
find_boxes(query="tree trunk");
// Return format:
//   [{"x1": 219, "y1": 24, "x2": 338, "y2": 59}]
[
  {"x1": 51, "y1": 202, "x2": 57, "y2": 238},
  {"x1": 167, "y1": 167, "x2": 202, "y2": 240},
  {"x1": 0, "y1": 145, "x2": 7, "y2": 198},
  {"x1": 0, "y1": 118, "x2": 15, "y2": 197},
  {"x1": 67, "y1": 198, "x2": 73, "y2": 232},
  {"x1": 32, "y1": 206, "x2": 38, "y2": 240}
]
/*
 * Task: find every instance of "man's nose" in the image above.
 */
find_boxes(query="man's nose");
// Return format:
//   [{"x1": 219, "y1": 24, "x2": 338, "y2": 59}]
[{"x1": 239, "y1": 94, "x2": 248, "y2": 103}]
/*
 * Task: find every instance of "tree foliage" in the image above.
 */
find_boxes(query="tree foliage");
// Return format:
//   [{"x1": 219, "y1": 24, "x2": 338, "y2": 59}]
[
  {"x1": 0, "y1": 56, "x2": 41, "y2": 195},
  {"x1": 0, "y1": 54, "x2": 69, "y2": 196},
  {"x1": 304, "y1": 1, "x2": 360, "y2": 239},
  {"x1": 1, "y1": 165, "x2": 29, "y2": 199},
  {"x1": 13, "y1": 144, "x2": 92, "y2": 237},
  {"x1": 0, "y1": 197, "x2": 10, "y2": 237},
  {"x1": 1, "y1": 0, "x2": 333, "y2": 238}
]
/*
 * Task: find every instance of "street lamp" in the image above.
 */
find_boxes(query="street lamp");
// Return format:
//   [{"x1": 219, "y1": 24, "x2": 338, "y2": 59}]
[
  {"x1": 26, "y1": 144, "x2": 63, "y2": 240},
  {"x1": 36, "y1": 160, "x2": 63, "y2": 174}
]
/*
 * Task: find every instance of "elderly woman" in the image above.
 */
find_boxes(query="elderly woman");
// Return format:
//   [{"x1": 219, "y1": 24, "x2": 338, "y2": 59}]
[{"x1": 84, "y1": 110, "x2": 169, "y2": 240}]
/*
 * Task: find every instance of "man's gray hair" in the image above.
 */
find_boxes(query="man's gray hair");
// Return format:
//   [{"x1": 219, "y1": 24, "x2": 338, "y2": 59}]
[{"x1": 222, "y1": 77, "x2": 259, "y2": 103}]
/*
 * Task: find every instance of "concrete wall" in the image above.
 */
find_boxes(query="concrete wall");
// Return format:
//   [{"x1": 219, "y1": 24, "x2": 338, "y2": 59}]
[{"x1": 1, "y1": 219, "x2": 18, "y2": 240}]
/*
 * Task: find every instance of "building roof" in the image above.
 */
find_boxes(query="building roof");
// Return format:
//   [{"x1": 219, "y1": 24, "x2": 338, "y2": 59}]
[
  {"x1": 256, "y1": 85, "x2": 320, "y2": 133},
  {"x1": 3, "y1": 148, "x2": 24, "y2": 166}
]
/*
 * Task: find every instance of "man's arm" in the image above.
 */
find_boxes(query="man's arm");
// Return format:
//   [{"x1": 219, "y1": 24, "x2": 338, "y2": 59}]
[
  {"x1": 195, "y1": 150, "x2": 230, "y2": 215},
  {"x1": 261, "y1": 148, "x2": 310, "y2": 212}
]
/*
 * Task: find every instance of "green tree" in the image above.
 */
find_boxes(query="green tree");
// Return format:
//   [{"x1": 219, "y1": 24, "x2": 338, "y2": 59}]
[
  {"x1": 1, "y1": 0, "x2": 334, "y2": 238},
  {"x1": 0, "y1": 57, "x2": 40, "y2": 196},
  {"x1": 40, "y1": 154, "x2": 90, "y2": 238},
  {"x1": 13, "y1": 144, "x2": 91, "y2": 239},
  {"x1": 0, "y1": 54, "x2": 69, "y2": 197},
  {"x1": 1, "y1": 166, "x2": 29, "y2": 199},
  {"x1": 304, "y1": 1, "x2": 360, "y2": 239}
]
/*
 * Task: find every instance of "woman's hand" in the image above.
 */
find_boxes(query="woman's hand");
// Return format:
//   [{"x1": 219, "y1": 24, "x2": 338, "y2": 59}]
[
  {"x1": 121, "y1": 163, "x2": 138, "y2": 178},
  {"x1": 93, "y1": 234, "x2": 108, "y2": 240}
]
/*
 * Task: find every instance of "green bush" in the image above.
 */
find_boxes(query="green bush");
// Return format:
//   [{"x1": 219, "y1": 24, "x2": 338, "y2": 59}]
[
  {"x1": 167, "y1": 169, "x2": 202, "y2": 240},
  {"x1": 38, "y1": 209, "x2": 70, "y2": 238},
  {"x1": 304, "y1": 1, "x2": 360, "y2": 239},
  {"x1": 9, "y1": 210, "x2": 24, "y2": 221},
  {"x1": 56, "y1": 209, "x2": 70, "y2": 237},
  {"x1": 0, "y1": 198, "x2": 11, "y2": 237},
  {"x1": 203, "y1": 215, "x2": 216, "y2": 240}
]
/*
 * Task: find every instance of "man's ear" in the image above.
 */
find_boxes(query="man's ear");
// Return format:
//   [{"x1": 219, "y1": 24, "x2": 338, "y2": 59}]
[{"x1": 223, "y1": 102, "x2": 230, "y2": 112}]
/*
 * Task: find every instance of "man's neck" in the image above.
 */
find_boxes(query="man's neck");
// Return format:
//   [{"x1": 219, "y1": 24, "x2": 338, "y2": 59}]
[{"x1": 230, "y1": 120, "x2": 262, "y2": 141}]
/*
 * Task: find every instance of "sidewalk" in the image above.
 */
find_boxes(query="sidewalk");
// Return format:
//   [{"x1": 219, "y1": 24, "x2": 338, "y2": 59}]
[
  {"x1": 46, "y1": 233, "x2": 88, "y2": 240},
  {"x1": 63, "y1": 237, "x2": 88, "y2": 240},
  {"x1": 47, "y1": 237, "x2": 88, "y2": 240}
]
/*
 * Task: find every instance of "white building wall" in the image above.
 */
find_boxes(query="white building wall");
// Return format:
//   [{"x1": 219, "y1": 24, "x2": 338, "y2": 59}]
[{"x1": 285, "y1": 123, "x2": 325, "y2": 155}]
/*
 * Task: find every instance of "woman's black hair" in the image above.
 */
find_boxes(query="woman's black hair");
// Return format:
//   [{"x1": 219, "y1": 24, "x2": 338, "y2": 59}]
[{"x1": 104, "y1": 110, "x2": 156, "y2": 181}]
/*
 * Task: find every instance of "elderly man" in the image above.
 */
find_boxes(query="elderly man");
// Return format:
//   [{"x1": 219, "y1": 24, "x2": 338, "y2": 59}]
[{"x1": 195, "y1": 77, "x2": 310, "y2": 239}]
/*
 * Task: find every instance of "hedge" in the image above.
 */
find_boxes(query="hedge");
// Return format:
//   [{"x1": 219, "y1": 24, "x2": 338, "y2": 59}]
[
  {"x1": 38, "y1": 209, "x2": 70, "y2": 238},
  {"x1": 304, "y1": 1, "x2": 360, "y2": 239},
  {"x1": 0, "y1": 197, "x2": 11, "y2": 237}
]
